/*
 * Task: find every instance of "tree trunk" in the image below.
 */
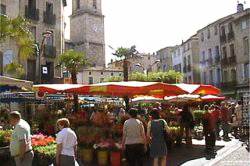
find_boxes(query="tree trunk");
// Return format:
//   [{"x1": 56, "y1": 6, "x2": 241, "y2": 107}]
[
  {"x1": 123, "y1": 59, "x2": 129, "y2": 111},
  {"x1": 123, "y1": 60, "x2": 128, "y2": 81},
  {"x1": 71, "y1": 71, "x2": 78, "y2": 112}
]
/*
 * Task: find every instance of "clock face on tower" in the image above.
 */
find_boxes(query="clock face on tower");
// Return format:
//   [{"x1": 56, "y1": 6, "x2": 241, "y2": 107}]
[{"x1": 92, "y1": 24, "x2": 99, "y2": 32}]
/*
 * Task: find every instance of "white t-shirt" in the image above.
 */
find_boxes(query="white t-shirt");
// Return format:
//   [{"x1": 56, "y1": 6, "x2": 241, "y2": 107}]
[
  {"x1": 56, "y1": 128, "x2": 77, "y2": 156},
  {"x1": 123, "y1": 118, "x2": 145, "y2": 145},
  {"x1": 10, "y1": 119, "x2": 32, "y2": 156}
]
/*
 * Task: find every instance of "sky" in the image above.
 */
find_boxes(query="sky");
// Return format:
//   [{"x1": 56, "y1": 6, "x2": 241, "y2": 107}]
[{"x1": 64, "y1": 0, "x2": 249, "y2": 65}]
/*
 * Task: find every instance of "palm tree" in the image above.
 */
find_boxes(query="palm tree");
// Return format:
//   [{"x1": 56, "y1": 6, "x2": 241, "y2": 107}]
[
  {"x1": 111, "y1": 45, "x2": 140, "y2": 111},
  {"x1": 1, "y1": 15, "x2": 34, "y2": 78},
  {"x1": 57, "y1": 49, "x2": 87, "y2": 111}
]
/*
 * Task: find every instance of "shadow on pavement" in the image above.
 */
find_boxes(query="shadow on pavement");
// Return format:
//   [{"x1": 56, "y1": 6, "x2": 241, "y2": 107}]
[{"x1": 165, "y1": 144, "x2": 224, "y2": 166}]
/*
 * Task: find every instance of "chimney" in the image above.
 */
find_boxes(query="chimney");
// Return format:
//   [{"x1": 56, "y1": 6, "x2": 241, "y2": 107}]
[{"x1": 237, "y1": 3, "x2": 244, "y2": 13}]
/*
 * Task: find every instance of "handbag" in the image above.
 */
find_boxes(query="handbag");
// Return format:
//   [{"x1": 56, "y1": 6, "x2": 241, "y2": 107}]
[{"x1": 161, "y1": 120, "x2": 172, "y2": 149}]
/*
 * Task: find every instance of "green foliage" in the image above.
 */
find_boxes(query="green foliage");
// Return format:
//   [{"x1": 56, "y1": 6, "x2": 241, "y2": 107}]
[
  {"x1": 162, "y1": 69, "x2": 183, "y2": 83},
  {"x1": 103, "y1": 70, "x2": 183, "y2": 83},
  {"x1": 57, "y1": 49, "x2": 86, "y2": 75},
  {"x1": 0, "y1": 15, "x2": 34, "y2": 57},
  {"x1": 129, "y1": 72, "x2": 147, "y2": 81},
  {"x1": 0, "y1": 130, "x2": 12, "y2": 147},
  {"x1": 33, "y1": 143, "x2": 56, "y2": 158},
  {"x1": 4, "y1": 62, "x2": 25, "y2": 77},
  {"x1": 0, "y1": 15, "x2": 11, "y2": 40},
  {"x1": 103, "y1": 76, "x2": 122, "y2": 82},
  {"x1": 130, "y1": 70, "x2": 183, "y2": 83},
  {"x1": 112, "y1": 45, "x2": 137, "y2": 59},
  {"x1": 1, "y1": 15, "x2": 34, "y2": 78}
]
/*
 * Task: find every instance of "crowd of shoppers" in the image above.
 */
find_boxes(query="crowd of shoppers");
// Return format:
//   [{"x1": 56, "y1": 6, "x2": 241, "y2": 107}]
[{"x1": 5, "y1": 99, "x2": 244, "y2": 166}]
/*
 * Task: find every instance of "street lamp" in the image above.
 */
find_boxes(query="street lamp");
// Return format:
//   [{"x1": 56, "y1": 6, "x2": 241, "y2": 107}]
[
  {"x1": 36, "y1": 31, "x2": 53, "y2": 83},
  {"x1": 135, "y1": 59, "x2": 160, "y2": 78}
]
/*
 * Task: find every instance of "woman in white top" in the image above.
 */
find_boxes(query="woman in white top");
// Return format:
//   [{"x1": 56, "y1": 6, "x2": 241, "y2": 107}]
[
  {"x1": 122, "y1": 108, "x2": 146, "y2": 166},
  {"x1": 56, "y1": 118, "x2": 77, "y2": 166}
]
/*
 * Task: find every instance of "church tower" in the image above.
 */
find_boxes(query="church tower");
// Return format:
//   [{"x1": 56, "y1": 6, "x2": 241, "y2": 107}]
[{"x1": 70, "y1": 0, "x2": 105, "y2": 66}]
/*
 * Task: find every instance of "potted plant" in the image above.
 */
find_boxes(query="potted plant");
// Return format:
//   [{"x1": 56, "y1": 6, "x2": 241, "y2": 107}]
[
  {"x1": 93, "y1": 141, "x2": 110, "y2": 165},
  {"x1": 31, "y1": 134, "x2": 56, "y2": 166},
  {"x1": 0, "y1": 129, "x2": 12, "y2": 147},
  {"x1": 0, "y1": 130, "x2": 12, "y2": 162},
  {"x1": 78, "y1": 136, "x2": 95, "y2": 163},
  {"x1": 109, "y1": 142, "x2": 123, "y2": 166}
]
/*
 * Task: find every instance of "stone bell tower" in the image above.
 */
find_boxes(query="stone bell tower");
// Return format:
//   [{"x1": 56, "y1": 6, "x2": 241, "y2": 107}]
[{"x1": 70, "y1": 0, "x2": 105, "y2": 67}]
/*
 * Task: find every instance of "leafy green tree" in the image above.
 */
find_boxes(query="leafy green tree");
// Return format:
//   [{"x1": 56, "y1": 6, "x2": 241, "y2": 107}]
[
  {"x1": 129, "y1": 72, "x2": 147, "y2": 81},
  {"x1": 103, "y1": 76, "x2": 122, "y2": 82},
  {"x1": 147, "y1": 70, "x2": 183, "y2": 83},
  {"x1": 57, "y1": 49, "x2": 87, "y2": 111},
  {"x1": 1, "y1": 15, "x2": 34, "y2": 78}
]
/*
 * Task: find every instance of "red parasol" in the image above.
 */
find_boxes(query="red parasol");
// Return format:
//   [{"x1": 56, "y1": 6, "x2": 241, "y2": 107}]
[
  {"x1": 201, "y1": 95, "x2": 225, "y2": 102},
  {"x1": 78, "y1": 81, "x2": 188, "y2": 97},
  {"x1": 32, "y1": 82, "x2": 187, "y2": 97},
  {"x1": 174, "y1": 83, "x2": 220, "y2": 95},
  {"x1": 33, "y1": 84, "x2": 89, "y2": 93}
]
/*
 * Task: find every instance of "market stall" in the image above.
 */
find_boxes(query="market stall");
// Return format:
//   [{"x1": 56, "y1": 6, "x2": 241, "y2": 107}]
[
  {"x1": 0, "y1": 76, "x2": 33, "y2": 92},
  {"x1": 27, "y1": 82, "x2": 224, "y2": 165}
]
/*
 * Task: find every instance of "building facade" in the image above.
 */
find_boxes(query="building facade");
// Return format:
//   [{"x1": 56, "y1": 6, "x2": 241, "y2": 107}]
[
  {"x1": 197, "y1": 20, "x2": 222, "y2": 87},
  {"x1": 182, "y1": 35, "x2": 200, "y2": 84},
  {"x1": 77, "y1": 66, "x2": 123, "y2": 84},
  {"x1": 171, "y1": 45, "x2": 183, "y2": 74},
  {"x1": 156, "y1": 47, "x2": 173, "y2": 72},
  {"x1": 0, "y1": 0, "x2": 65, "y2": 83},
  {"x1": 233, "y1": 8, "x2": 250, "y2": 99},
  {"x1": 197, "y1": 3, "x2": 249, "y2": 99},
  {"x1": 69, "y1": 0, "x2": 105, "y2": 67},
  {"x1": 107, "y1": 53, "x2": 158, "y2": 77}
]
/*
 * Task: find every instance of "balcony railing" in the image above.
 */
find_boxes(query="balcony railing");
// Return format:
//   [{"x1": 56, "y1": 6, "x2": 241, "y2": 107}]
[
  {"x1": 228, "y1": 55, "x2": 236, "y2": 64},
  {"x1": 25, "y1": 5, "x2": 39, "y2": 21},
  {"x1": 227, "y1": 31, "x2": 235, "y2": 41},
  {"x1": 221, "y1": 58, "x2": 228, "y2": 65},
  {"x1": 44, "y1": 45, "x2": 56, "y2": 58},
  {"x1": 214, "y1": 56, "x2": 220, "y2": 64},
  {"x1": 220, "y1": 34, "x2": 227, "y2": 43},
  {"x1": 43, "y1": 12, "x2": 56, "y2": 25},
  {"x1": 221, "y1": 81, "x2": 237, "y2": 89}
]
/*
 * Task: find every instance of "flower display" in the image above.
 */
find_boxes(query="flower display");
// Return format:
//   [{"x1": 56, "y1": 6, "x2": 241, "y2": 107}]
[
  {"x1": 0, "y1": 129, "x2": 12, "y2": 147},
  {"x1": 31, "y1": 133, "x2": 56, "y2": 160},
  {"x1": 93, "y1": 141, "x2": 110, "y2": 151},
  {"x1": 31, "y1": 133, "x2": 55, "y2": 147},
  {"x1": 109, "y1": 142, "x2": 123, "y2": 152},
  {"x1": 93, "y1": 139, "x2": 122, "y2": 151}
]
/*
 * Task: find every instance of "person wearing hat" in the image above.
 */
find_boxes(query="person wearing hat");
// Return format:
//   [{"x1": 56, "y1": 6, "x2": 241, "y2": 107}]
[{"x1": 122, "y1": 108, "x2": 146, "y2": 166}]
